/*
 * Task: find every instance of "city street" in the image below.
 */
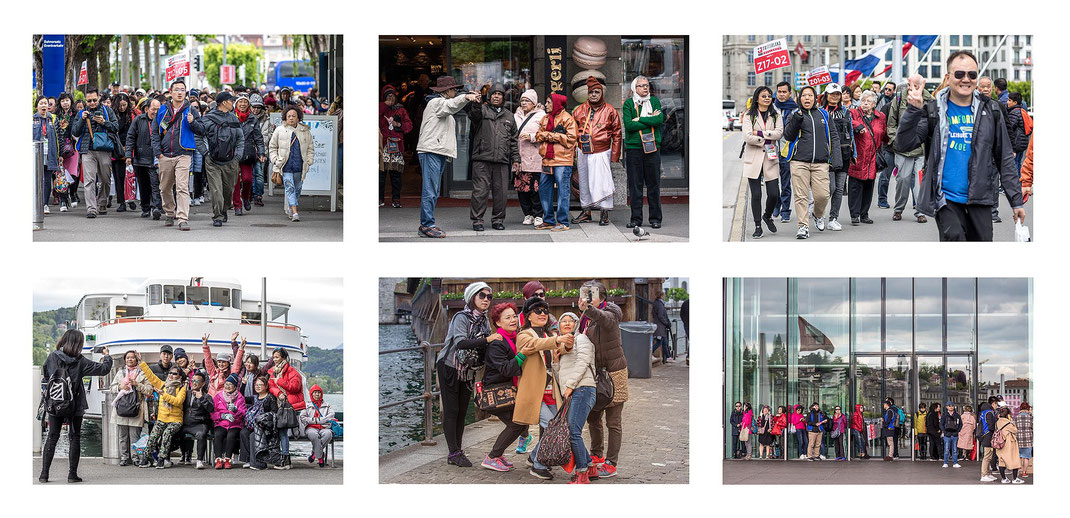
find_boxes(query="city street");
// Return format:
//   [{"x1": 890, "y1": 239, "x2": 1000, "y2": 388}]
[
  {"x1": 379, "y1": 198, "x2": 689, "y2": 242},
  {"x1": 723, "y1": 131, "x2": 1033, "y2": 242},
  {"x1": 34, "y1": 187, "x2": 342, "y2": 242}
]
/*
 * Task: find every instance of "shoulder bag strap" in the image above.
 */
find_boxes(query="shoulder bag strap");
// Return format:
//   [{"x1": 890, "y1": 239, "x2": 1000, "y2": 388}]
[{"x1": 518, "y1": 111, "x2": 538, "y2": 134}]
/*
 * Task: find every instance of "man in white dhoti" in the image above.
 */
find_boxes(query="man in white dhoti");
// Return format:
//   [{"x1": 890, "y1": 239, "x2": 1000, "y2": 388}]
[{"x1": 571, "y1": 76, "x2": 623, "y2": 226}]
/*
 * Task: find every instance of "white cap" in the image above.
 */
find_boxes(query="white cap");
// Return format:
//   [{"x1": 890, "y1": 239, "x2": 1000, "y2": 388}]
[{"x1": 825, "y1": 83, "x2": 842, "y2": 94}]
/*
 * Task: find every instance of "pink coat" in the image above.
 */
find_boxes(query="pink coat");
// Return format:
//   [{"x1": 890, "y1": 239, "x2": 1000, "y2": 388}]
[
  {"x1": 847, "y1": 108, "x2": 887, "y2": 180},
  {"x1": 210, "y1": 390, "x2": 247, "y2": 429},
  {"x1": 203, "y1": 341, "x2": 245, "y2": 397}
]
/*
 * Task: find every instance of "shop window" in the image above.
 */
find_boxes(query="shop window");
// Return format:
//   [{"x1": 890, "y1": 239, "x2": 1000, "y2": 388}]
[{"x1": 624, "y1": 37, "x2": 688, "y2": 180}]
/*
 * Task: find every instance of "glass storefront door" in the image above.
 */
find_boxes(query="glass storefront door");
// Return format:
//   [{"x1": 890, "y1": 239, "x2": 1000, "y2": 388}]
[{"x1": 853, "y1": 353, "x2": 912, "y2": 459}]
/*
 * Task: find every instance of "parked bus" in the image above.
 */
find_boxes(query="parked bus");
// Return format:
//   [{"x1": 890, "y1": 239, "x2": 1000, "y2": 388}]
[{"x1": 267, "y1": 60, "x2": 316, "y2": 93}]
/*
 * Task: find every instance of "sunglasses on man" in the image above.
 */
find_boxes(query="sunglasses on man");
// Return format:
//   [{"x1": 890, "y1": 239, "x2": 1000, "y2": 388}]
[{"x1": 953, "y1": 70, "x2": 978, "y2": 80}]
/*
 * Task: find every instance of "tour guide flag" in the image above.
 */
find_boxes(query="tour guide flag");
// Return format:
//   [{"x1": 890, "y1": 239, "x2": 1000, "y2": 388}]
[
  {"x1": 798, "y1": 316, "x2": 835, "y2": 354},
  {"x1": 841, "y1": 40, "x2": 894, "y2": 85},
  {"x1": 806, "y1": 66, "x2": 833, "y2": 87},
  {"x1": 754, "y1": 38, "x2": 791, "y2": 75},
  {"x1": 77, "y1": 60, "x2": 88, "y2": 86}
]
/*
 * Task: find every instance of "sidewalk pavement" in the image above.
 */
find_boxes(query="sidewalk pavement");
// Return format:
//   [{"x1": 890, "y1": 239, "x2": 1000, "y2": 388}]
[
  {"x1": 724, "y1": 458, "x2": 1033, "y2": 484},
  {"x1": 34, "y1": 188, "x2": 342, "y2": 242},
  {"x1": 380, "y1": 356, "x2": 689, "y2": 483},
  {"x1": 379, "y1": 198, "x2": 688, "y2": 242},
  {"x1": 33, "y1": 456, "x2": 342, "y2": 484}
]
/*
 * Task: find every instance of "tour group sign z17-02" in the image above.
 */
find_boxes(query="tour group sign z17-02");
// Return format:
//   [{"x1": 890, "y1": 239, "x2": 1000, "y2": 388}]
[{"x1": 754, "y1": 38, "x2": 791, "y2": 75}]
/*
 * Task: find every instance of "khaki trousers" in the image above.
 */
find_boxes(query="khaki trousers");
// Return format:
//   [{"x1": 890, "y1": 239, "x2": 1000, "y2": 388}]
[
  {"x1": 81, "y1": 150, "x2": 112, "y2": 214},
  {"x1": 807, "y1": 431, "x2": 823, "y2": 458},
  {"x1": 158, "y1": 155, "x2": 192, "y2": 222},
  {"x1": 205, "y1": 158, "x2": 239, "y2": 221},
  {"x1": 981, "y1": 445, "x2": 996, "y2": 476},
  {"x1": 790, "y1": 161, "x2": 830, "y2": 228}
]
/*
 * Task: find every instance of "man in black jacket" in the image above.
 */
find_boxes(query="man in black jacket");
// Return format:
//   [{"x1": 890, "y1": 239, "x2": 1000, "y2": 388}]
[
  {"x1": 895, "y1": 50, "x2": 1026, "y2": 241},
  {"x1": 192, "y1": 92, "x2": 245, "y2": 227},
  {"x1": 126, "y1": 98, "x2": 162, "y2": 219},
  {"x1": 1006, "y1": 92, "x2": 1030, "y2": 171},
  {"x1": 177, "y1": 371, "x2": 213, "y2": 469},
  {"x1": 977, "y1": 397, "x2": 999, "y2": 481},
  {"x1": 70, "y1": 88, "x2": 120, "y2": 218},
  {"x1": 466, "y1": 82, "x2": 521, "y2": 231},
  {"x1": 940, "y1": 401, "x2": 962, "y2": 468}
]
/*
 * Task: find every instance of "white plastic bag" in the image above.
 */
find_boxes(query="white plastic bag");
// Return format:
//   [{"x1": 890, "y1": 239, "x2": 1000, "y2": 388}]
[{"x1": 1015, "y1": 221, "x2": 1031, "y2": 242}]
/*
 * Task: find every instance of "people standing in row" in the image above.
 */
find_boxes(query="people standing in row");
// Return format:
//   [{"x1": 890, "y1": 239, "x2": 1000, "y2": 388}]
[
  {"x1": 850, "y1": 404, "x2": 870, "y2": 459},
  {"x1": 830, "y1": 406, "x2": 848, "y2": 460},
  {"x1": 53, "y1": 93, "x2": 81, "y2": 210},
  {"x1": 783, "y1": 85, "x2": 841, "y2": 239},
  {"x1": 957, "y1": 404, "x2": 976, "y2": 462},
  {"x1": 977, "y1": 396, "x2": 999, "y2": 481},
  {"x1": 466, "y1": 82, "x2": 521, "y2": 232},
  {"x1": 741, "y1": 86, "x2": 783, "y2": 239},
  {"x1": 926, "y1": 401, "x2": 942, "y2": 460},
  {"x1": 847, "y1": 90, "x2": 886, "y2": 226},
  {"x1": 622, "y1": 75, "x2": 665, "y2": 229},
  {"x1": 914, "y1": 402, "x2": 929, "y2": 459},
  {"x1": 268, "y1": 106, "x2": 315, "y2": 223},
  {"x1": 437, "y1": 282, "x2": 493, "y2": 467},
  {"x1": 534, "y1": 93, "x2": 577, "y2": 232},
  {"x1": 804, "y1": 402, "x2": 827, "y2": 461},
  {"x1": 268, "y1": 347, "x2": 305, "y2": 469},
  {"x1": 572, "y1": 77, "x2": 622, "y2": 227},
  {"x1": 993, "y1": 406, "x2": 1024, "y2": 483},
  {"x1": 513, "y1": 89, "x2": 546, "y2": 227},
  {"x1": 1014, "y1": 402, "x2": 1032, "y2": 478},
  {"x1": 380, "y1": 85, "x2": 412, "y2": 208},
  {"x1": 882, "y1": 399, "x2": 898, "y2": 460},
  {"x1": 33, "y1": 97, "x2": 60, "y2": 215},
  {"x1": 415, "y1": 77, "x2": 477, "y2": 238},
  {"x1": 756, "y1": 405, "x2": 774, "y2": 459}
]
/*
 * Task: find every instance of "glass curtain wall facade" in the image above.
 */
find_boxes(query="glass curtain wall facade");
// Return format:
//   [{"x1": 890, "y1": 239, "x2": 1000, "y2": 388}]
[{"x1": 724, "y1": 278, "x2": 1032, "y2": 461}]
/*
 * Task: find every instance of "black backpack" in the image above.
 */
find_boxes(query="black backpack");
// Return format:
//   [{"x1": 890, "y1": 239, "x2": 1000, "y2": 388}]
[
  {"x1": 115, "y1": 389, "x2": 140, "y2": 418},
  {"x1": 210, "y1": 116, "x2": 240, "y2": 162},
  {"x1": 44, "y1": 361, "x2": 77, "y2": 417}
]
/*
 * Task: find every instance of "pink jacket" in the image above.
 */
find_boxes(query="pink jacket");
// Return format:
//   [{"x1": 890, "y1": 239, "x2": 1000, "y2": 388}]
[
  {"x1": 790, "y1": 407, "x2": 807, "y2": 430},
  {"x1": 203, "y1": 341, "x2": 245, "y2": 397},
  {"x1": 742, "y1": 410, "x2": 754, "y2": 428},
  {"x1": 210, "y1": 390, "x2": 247, "y2": 429}
]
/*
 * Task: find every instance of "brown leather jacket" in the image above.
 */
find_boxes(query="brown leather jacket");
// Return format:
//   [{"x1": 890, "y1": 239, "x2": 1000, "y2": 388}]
[
  {"x1": 571, "y1": 102, "x2": 622, "y2": 162},
  {"x1": 581, "y1": 301, "x2": 626, "y2": 373}
]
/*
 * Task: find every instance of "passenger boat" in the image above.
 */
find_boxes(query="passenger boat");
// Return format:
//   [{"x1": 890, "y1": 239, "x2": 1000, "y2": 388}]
[{"x1": 74, "y1": 277, "x2": 308, "y2": 419}]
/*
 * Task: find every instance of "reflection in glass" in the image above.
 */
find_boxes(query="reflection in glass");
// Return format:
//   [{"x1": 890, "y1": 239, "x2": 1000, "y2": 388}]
[
  {"x1": 852, "y1": 278, "x2": 881, "y2": 352},
  {"x1": 622, "y1": 37, "x2": 687, "y2": 180},
  {"x1": 978, "y1": 279, "x2": 1031, "y2": 392},
  {"x1": 886, "y1": 278, "x2": 912, "y2": 350},
  {"x1": 914, "y1": 279, "x2": 941, "y2": 351},
  {"x1": 947, "y1": 278, "x2": 975, "y2": 350}
]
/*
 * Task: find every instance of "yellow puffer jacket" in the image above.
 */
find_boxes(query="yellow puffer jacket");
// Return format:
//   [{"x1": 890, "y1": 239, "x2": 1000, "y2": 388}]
[
  {"x1": 138, "y1": 361, "x2": 186, "y2": 424},
  {"x1": 914, "y1": 411, "x2": 927, "y2": 434}
]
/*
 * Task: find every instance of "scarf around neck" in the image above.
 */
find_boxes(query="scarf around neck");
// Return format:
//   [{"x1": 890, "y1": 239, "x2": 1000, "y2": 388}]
[
  {"x1": 162, "y1": 378, "x2": 182, "y2": 410},
  {"x1": 631, "y1": 77, "x2": 653, "y2": 117},
  {"x1": 579, "y1": 301, "x2": 607, "y2": 334},
  {"x1": 543, "y1": 93, "x2": 567, "y2": 160},
  {"x1": 236, "y1": 109, "x2": 249, "y2": 122}
]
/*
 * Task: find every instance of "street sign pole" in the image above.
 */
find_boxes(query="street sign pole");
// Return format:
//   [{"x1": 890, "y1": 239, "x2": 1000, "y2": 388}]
[
  {"x1": 893, "y1": 36, "x2": 903, "y2": 85},
  {"x1": 838, "y1": 37, "x2": 845, "y2": 86}
]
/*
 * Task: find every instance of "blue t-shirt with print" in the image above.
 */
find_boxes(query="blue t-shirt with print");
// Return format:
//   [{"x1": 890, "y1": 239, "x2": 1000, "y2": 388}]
[{"x1": 941, "y1": 100, "x2": 973, "y2": 204}]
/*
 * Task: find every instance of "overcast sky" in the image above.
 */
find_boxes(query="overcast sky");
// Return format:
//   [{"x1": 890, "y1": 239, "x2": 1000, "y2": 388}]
[{"x1": 34, "y1": 277, "x2": 343, "y2": 349}]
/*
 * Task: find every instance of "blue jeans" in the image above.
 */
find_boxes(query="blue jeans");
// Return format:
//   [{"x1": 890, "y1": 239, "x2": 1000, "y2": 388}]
[
  {"x1": 529, "y1": 402, "x2": 559, "y2": 471},
  {"x1": 539, "y1": 166, "x2": 572, "y2": 226},
  {"x1": 567, "y1": 386, "x2": 596, "y2": 470},
  {"x1": 252, "y1": 161, "x2": 264, "y2": 198},
  {"x1": 418, "y1": 152, "x2": 447, "y2": 227},
  {"x1": 1014, "y1": 150, "x2": 1025, "y2": 173},
  {"x1": 795, "y1": 428, "x2": 808, "y2": 457},
  {"x1": 282, "y1": 172, "x2": 303, "y2": 208},
  {"x1": 776, "y1": 157, "x2": 792, "y2": 217},
  {"x1": 943, "y1": 436, "x2": 957, "y2": 464},
  {"x1": 851, "y1": 428, "x2": 868, "y2": 457},
  {"x1": 281, "y1": 430, "x2": 289, "y2": 454},
  {"x1": 653, "y1": 335, "x2": 672, "y2": 360},
  {"x1": 877, "y1": 147, "x2": 894, "y2": 205}
]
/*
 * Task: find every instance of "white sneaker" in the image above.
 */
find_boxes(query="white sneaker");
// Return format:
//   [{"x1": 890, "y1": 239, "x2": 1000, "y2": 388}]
[
  {"x1": 291, "y1": 212, "x2": 300, "y2": 222},
  {"x1": 60, "y1": 204, "x2": 68, "y2": 212},
  {"x1": 828, "y1": 218, "x2": 842, "y2": 231},
  {"x1": 243, "y1": 462, "x2": 251, "y2": 469},
  {"x1": 815, "y1": 217, "x2": 825, "y2": 231},
  {"x1": 196, "y1": 460, "x2": 205, "y2": 469},
  {"x1": 953, "y1": 463, "x2": 961, "y2": 468},
  {"x1": 522, "y1": 215, "x2": 534, "y2": 225},
  {"x1": 71, "y1": 201, "x2": 79, "y2": 209},
  {"x1": 533, "y1": 216, "x2": 543, "y2": 226},
  {"x1": 43, "y1": 205, "x2": 50, "y2": 214},
  {"x1": 799, "y1": 454, "x2": 807, "y2": 460},
  {"x1": 1013, "y1": 478, "x2": 1024, "y2": 484},
  {"x1": 796, "y1": 226, "x2": 809, "y2": 239},
  {"x1": 1001, "y1": 478, "x2": 1011, "y2": 484},
  {"x1": 980, "y1": 474, "x2": 998, "y2": 482},
  {"x1": 942, "y1": 463, "x2": 948, "y2": 468},
  {"x1": 819, "y1": 455, "x2": 826, "y2": 460}
]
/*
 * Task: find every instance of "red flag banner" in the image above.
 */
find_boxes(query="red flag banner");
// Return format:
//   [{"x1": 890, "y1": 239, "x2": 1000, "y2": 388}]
[
  {"x1": 798, "y1": 316, "x2": 835, "y2": 354},
  {"x1": 754, "y1": 38, "x2": 791, "y2": 75},
  {"x1": 77, "y1": 60, "x2": 88, "y2": 86}
]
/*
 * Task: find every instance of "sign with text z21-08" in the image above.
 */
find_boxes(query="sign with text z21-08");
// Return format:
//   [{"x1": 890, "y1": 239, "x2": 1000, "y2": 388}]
[{"x1": 754, "y1": 38, "x2": 791, "y2": 75}]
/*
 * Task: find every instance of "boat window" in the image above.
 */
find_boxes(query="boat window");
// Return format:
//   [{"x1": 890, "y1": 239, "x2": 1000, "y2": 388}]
[
  {"x1": 116, "y1": 305, "x2": 144, "y2": 318},
  {"x1": 242, "y1": 311, "x2": 262, "y2": 324},
  {"x1": 164, "y1": 285, "x2": 186, "y2": 304},
  {"x1": 231, "y1": 289, "x2": 242, "y2": 309},
  {"x1": 84, "y1": 297, "x2": 111, "y2": 322},
  {"x1": 210, "y1": 287, "x2": 230, "y2": 307},
  {"x1": 187, "y1": 286, "x2": 209, "y2": 306},
  {"x1": 147, "y1": 284, "x2": 163, "y2": 305}
]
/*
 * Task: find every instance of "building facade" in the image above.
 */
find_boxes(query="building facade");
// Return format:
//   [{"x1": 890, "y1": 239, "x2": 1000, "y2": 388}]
[
  {"x1": 381, "y1": 35, "x2": 689, "y2": 199},
  {"x1": 723, "y1": 35, "x2": 843, "y2": 108},
  {"x1": 723, "y1": 278, "x2": 1032, "y2": 460}
]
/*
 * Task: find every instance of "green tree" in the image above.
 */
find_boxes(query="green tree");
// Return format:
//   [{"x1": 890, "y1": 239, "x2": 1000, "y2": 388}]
[
  {"x1": 1008, "y1": 81, "x2": 1032, "y2": 108},
  {"x1": 203, "y1": 43, "x2": 262, "y2": 89}
]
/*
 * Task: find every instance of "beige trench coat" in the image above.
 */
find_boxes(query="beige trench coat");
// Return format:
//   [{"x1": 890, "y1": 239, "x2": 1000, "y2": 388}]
[{"x1": 741, "y1": 111, "x2": 784, "y2": 181}]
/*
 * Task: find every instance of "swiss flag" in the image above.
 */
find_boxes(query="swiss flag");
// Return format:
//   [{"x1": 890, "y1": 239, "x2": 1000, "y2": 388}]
[{"x1": 795, "y1": 41, "x2": 809, "y2": 61}]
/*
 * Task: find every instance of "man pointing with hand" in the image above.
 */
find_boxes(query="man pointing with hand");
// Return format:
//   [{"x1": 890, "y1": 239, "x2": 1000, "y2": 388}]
[{"x1": 894, "y1": 50, "x2": 1026, "y2": 241}]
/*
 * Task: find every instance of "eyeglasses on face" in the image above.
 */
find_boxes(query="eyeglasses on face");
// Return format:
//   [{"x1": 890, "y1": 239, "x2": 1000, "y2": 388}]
[
  {"x1": 167, "y1": 371, "x2": 181, "y2": 377},
  {"x1": 953, "y1": 70, "x2": 978, "y2": 80}
]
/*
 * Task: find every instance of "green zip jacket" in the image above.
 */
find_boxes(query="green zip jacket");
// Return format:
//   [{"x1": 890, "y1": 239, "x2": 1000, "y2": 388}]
[{"x1": 622, "y1": 96, "x2": 664, "y2": 149}]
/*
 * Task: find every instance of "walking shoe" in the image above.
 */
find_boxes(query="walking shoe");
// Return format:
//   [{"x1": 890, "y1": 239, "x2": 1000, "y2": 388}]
[
  {"x1": 598, "y1": 210, "x2": 610, "y2": 226},
  {"x1": 650, "y1": 221, "x2": 661, "y2": 229},
  {"x1": 1001, "y1": 478, "x2": 1011, "y2": 484},
  {"x1": 878, "y1": 202, "x2": 891, "y2": 209},
  {"x1": 574, "y1": 210, "x2": 592, "y2": 223},
  {"x1": 529, "y1": 467, "x2": 553, "y2": 480},
  {"x1": 861, "y1": 217, "x2": 874, "y2": 224},
  {"x1": 43, "y1": 205, "x2": 50, "y2": 214},
  {"x1": 515, "y1": 434, "x2": 533, "y2": 454},
  {"x1": 534, "y1": 222, "x2": 555, "y2": 230},
  {"x1": 481, "y1": 455, "x2": 510, "y2": 472},
  {"x1": 892, "y1": 211, "x2": 902, "y2": 221},
  {"x1": 140, "y1": 211, "x2": 150, "y2": 218},
  {"x1": 244, "y1": 200, "x2": 252, "y2": 211},
  {"x1": 60, "y1": 204, "x2": 68, "y2": 212},
  {"x1": 1012, "y1": 478, "x2": 1024, "y2": 484},
  {"x1": 953, "y1": 463, "x2": 961, "y2": 468},
  {"x1": 116, "y1": 204, "x2": 127, "y2": 213},
  {"x1": 164, "y1": 459, "x2": 173, "y2": 468},
  {"x1": 800, "y1": 455, "x2": 807, "y2": 460},
  {"x1": 522, "y1": 215, "x2": 534, "y2": 225},
  {"x1": 392, "y1": 200, "x2": 401, "y2": 208},
  {"x1": 751, "y1": 227, "x2": 763, "y2": 239},
  {"x1": 596, "y1": 462, "x2": 617, "y2": 478},
  {"x1": 780, "y1": 214, "x2": 790, "y2": 223},
  {"x1": 587, "y1": 464, "x2": 600, "y2": 480},
  {"x1": 98, "y1": 208, "x2": 107, "y2": 214},
  {"x1": 980, "y1": 474, "x2": 998, "y2": 482},
  {"x1": 379, "y1": 202, "x2": 385, "y2": 208},
  {"x1": 763, "y1": 216, "x2": 777, "y2": 233},
  {"x1": 214, "y1": 458, "x2": 224, "y2": 469},
  {"x1": 67, "y1": 475, "x2": 83, "y2": 483},
  {"x1": 178, "y1": 222, "x2": 189, "y2": 231},
  {"x1": 319, "y1": 458, "x2": 326, "y2": 467},
  {"x1": 569, "y1": 471, "x2": 591, "y2": 484},
  {"x1": 851, "y1": 216, "x2": 860, "y2": 225},
  {"x1": 128, "y1": 201, "x2": 138, "y2": 211},
  {"x1": 500, "y1": 457, "x2": 514, "y2": 468},
  {"x1": 119, "y1": 458, "x2": 131, "y2": 466},
  {"x1": 917, "y1": 215, "x2": 927, "y2": 223},
  {"x1": 86, "y1": 211, "x2": 97, "y2": 219},
  {"x1": 492, "y1": 222, "x2": 505, "y2": 230},
  {"x1": 473, "y1": 223, "x2": 485, "y2": 231},
  {"x1": 152, "y1": 209, "x2": 161, "y2": 220},
  {"x1": 447, "y1": 450, "x2": 472, "y2": 467},
  {"x1": 138, "y1": 457, "x2": 152, "y2": 468},
  {"x1": 196, "y1": 460, "x2": 205, "y2": 469},
  {"x1": 291, "y1": 212, "x2": 300, "y2": 222},
  {"x1": 235, "y1": 207, "x2": 243, "y2": 216},
  {"x1": 419, "y1": 226, "x2": 446, "y2": 238},
  {"x1": 165, "y1": 216, "x2": 174, "y2": 226},
  {"x1": 993, "y1": 215, "x2": 1002, "y2": 223},
  {"x1": 551, "y1": 224, "x2": 570, "y2": 232},
  {"x1": 591, "y1": 455, "x2": 605, "y2": 467},
  {"x1": 815, "y1": 217, "x2": 825, "y2": 231},
  {"x1": 309, "y1": 453, "x2": 317, "y2": 463},
  {"x1": 795, "y1": 225, "x2": 809, "y2": 239},
  {"x1": 942, "y1": 463, "x2": 949, "y2": 468},
  {"x1": 71, "y1": 200, "x2": 78, "y2": 209},
  {"x1": 828, "y1": 218, "x2": 842, "y2": 231},
  {"x1": 532, "y1": 216, "x2": 543, "y2": 226},
  {"x1": 224, "y1": 459, "x2": 232, "y2": 469},
  {"x1": 156, "y1": 458, "x2": 167, "y2": 469},
  {"x1": 272, "y1": 462, "x2": 291, "y2": 470},
  {"x1": 223, "y1": 212, "x2": 229, "y2": 222},
  {"x1": 213, "y1": 220, "x2": 223, "y2": 227},
  {"x1": 254, "y1": 196, "x2": 264, "y2": 207},
  {"x1": 627, "y1": 220, "x2": 639, "y2": 228},
  {"x1": 883, "y1": 456, "x2": 893, "y2": 461}
]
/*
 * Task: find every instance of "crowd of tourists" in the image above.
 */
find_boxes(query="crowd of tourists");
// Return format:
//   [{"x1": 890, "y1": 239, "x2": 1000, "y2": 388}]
[
  {"x1": 381, "y1": 75, "x2": 667, "y2": 237},
  {"x1": 730, "y1": 395, "x2": 1032, "y2": 484},
  {"x1": 33, "y1": 81, "x2": 342, "y2": 228},
  {"x1": 38, "y1": 329, "x2": 339, "y2": 482},
  {"x1": 740, "y1": 50, "x2": 1031, "y2": 241},
  {"x1": 435, "y1": 280, "x2": 628, "y2": 483}
]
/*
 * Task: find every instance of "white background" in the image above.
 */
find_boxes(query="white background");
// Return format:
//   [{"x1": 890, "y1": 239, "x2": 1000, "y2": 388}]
[{"x1": 5, "y1": 1, "x2": 1057, "y2": 514}]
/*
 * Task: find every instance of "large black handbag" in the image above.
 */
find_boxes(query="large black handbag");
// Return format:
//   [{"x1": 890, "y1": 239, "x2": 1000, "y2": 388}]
[
  {"x1": 275, "y1": 396, "x2": 298, "y2": 430},
  {"x1": 115, "y1": 390, "x2": 140, "y2": 418},
  {"x1": 588, "y1": 336, "x2": 615, "y2": 413},
  {"x1": 535, "y1": 395, "x2": 572, "y2": 466},
  {"x1": 473, "y1": 365, "x2": 516, "y2": 411}
]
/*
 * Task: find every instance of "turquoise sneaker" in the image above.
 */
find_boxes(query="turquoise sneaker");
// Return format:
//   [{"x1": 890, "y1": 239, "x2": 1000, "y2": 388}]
[{"x1": 515, "y1": 434, "x2": 533, "y2": 454}]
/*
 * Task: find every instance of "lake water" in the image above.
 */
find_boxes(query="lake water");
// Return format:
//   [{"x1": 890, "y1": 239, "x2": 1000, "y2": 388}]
[
  {"x1": 41, "y1": 392, "x2": 344, "y2": 459},
  {"x1": 379, "y1": 324, "x2": 477, "y2": 455}
]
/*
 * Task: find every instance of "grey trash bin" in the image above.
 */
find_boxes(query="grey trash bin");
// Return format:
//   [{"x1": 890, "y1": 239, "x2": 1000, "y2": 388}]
[{"x1": 619, "y1": 321, "x2": 657, "y2": 378}]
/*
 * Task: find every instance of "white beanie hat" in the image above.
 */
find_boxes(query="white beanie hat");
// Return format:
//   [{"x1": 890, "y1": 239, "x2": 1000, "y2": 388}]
[{"x1": 464, "y1": 282, "x2": 492, "y2": 307}]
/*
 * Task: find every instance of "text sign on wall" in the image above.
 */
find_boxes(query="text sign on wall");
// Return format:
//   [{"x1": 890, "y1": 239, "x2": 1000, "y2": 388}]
[{"x1": 545, "y1": 36, "x2": 566, "y2": 96}]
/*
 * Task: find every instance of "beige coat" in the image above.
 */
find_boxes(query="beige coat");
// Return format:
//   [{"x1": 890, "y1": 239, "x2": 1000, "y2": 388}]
[
  {"x1": 741, "y1": 110, "x2": 784, "y2": 180},
  {"x1": 994, "y1": 417, "x2": 1021, "y2": 470},
  {"x1": 108, "y1": 367, "x2": 154, "y2": 427},
  {"x1": 268, "y1": 123, "x2": 315, "y2": 181},
  {"x1": 512, "y1": 328, "x2": 563, "y2": 426},
  {"x1": 556, "y1": 333, "x2": 595, "y2": 390}
]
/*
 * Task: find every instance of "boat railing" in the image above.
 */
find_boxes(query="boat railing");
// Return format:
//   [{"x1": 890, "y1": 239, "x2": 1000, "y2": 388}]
[
  {"x1": 89, "y1": 314, "x2": 302, "y2": 333},
  {"x1": 379, "y1": 341, "x2": 443, "y2": 447}
]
